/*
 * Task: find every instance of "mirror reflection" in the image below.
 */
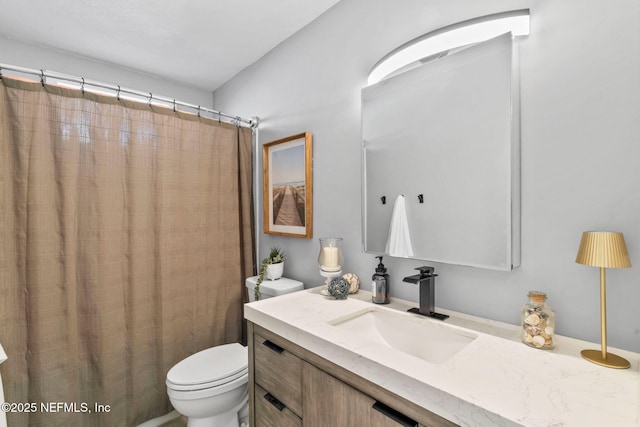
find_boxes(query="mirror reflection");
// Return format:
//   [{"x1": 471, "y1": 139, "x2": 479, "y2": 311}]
[{"x1": 361, "y1": 33, "x2": 520, "y2": 270}]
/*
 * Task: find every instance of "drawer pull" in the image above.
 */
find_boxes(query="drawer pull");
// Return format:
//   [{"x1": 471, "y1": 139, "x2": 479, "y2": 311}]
[
  {"x1": 262, "y1": 339, "x2": 284, "y2": 354},
  {"x1": 264, "y1": 392, "x2": 286, "y2": 411},
  {"x1": 372, "y1": 401, "x2": 417, "y2": 427}
]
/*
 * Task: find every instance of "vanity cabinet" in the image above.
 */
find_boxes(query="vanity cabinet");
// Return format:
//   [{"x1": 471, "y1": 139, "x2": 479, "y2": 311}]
[
  {"x1": 303, "y1": 362, "x2": 425, "y2": 427},
  {"x1": 253, "y1": 332, "x2": 302, "y2": 425},
  {"x1": 254, "y1": 383, "x2": 301, "y2": 427},
  {"x1": 248, "y1": 322, "x2": 457, "y2": 427}
]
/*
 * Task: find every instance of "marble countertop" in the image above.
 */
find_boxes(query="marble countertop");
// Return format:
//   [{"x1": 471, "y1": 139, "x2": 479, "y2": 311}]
[{"x1": 244, "y1": 288, "x2": 640, "y2": 427}]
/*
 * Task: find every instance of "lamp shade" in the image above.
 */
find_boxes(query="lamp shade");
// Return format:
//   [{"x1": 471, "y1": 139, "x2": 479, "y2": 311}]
[{"x1": 575, "y1": 231, "x2": 631, "y2": 268}]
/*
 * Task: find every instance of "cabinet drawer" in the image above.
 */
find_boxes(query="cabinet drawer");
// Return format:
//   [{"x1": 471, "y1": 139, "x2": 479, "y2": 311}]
[
  {"x1": 255, "y1": 385, "x2": 302, "y2": 427},
  {"x1": 371, "y1": 401, "x2": 418, "y2": 427},
  {"x1": 254, "y1": 333, "x2": 302, "y2": 416}
]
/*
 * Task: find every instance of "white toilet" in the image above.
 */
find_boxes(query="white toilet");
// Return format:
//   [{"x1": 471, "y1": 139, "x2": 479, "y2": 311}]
[
  {"x1": 245, "y1": 275, "x2": 304, "y2": 302},
  {"x1": 165, "y1": 276, "x2": 303, "y2": 427}
]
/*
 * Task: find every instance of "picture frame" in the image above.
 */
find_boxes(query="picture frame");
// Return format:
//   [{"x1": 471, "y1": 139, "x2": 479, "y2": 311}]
[{"x1": 263, "y1": 132, "x2": 313, "y2": 238}]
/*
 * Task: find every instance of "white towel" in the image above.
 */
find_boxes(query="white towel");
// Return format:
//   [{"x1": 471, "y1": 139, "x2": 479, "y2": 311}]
[{"x1": 385, "y1": 195, "x2": 414, "y2": 258}]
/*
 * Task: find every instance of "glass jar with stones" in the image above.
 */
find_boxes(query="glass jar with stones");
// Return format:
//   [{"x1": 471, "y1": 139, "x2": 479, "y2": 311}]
[{"x1": 521, "y1": 291, "x2": 555, "y2": 350}]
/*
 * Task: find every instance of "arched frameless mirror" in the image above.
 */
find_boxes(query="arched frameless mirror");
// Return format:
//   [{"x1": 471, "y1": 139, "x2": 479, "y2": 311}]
[{"x1": 362, "y1": 27, "x2": 523, "y2": 270}]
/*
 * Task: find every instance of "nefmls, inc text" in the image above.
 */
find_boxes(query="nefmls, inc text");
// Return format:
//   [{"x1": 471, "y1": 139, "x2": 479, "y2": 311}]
[{"x1": 1, "y1": 402, "x2": 111, "y2": 413}]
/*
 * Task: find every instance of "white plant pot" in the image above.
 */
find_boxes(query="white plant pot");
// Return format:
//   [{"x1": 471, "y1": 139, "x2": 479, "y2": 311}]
[{"x1": 265, "y1": 262, "x2": 284, "y2": 280}]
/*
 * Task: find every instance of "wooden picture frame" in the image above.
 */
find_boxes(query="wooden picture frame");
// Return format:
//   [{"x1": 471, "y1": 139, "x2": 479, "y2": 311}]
[{"x1": 263, "y1": 132, "x2": 313, "y2": 238}]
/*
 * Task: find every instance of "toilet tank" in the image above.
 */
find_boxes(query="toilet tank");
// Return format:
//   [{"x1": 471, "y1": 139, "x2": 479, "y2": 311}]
[{"x1": 245, "y1": 276, "x2": 304, "y2": 302}]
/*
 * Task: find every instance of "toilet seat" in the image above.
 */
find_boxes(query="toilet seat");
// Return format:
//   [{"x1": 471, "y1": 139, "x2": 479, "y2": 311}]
[
  {"x1": 166, "y1": 343, "x2": 248, "y2": 392},
  {"x1": 167, "y1": 371, "x2": 248, "y2": 401},
  {"x1": 167, "y1": 368, "x2": 248, "y2": 391}
]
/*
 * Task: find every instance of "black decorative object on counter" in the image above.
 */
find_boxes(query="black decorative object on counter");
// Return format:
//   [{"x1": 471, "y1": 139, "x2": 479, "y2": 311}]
[{"x1": 327, "y1": 277, "x2": 350, "y2": 300}]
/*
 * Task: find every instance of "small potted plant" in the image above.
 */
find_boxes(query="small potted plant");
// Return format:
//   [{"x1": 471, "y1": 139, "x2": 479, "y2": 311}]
[{"x1": 255, "y1": 247, "x2": 285, "y2": 301}]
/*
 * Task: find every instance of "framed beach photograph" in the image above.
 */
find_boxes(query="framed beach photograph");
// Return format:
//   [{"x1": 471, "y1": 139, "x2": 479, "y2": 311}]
[{"x1": 263, "y1": 132, "x2": 313, "y2": 238}]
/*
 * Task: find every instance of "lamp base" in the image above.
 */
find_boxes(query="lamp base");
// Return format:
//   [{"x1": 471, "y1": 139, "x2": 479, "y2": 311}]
[{"x1": 581, "y1": 349, "x2": 630, "y2": 369}]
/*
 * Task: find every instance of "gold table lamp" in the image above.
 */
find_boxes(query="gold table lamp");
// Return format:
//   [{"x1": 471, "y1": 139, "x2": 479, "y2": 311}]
[{"x1": 575, "y1": 231, "x2": 632, "y2": 369}]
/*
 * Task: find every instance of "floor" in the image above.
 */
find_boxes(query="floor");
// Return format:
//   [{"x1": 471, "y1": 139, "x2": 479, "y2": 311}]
[
  {"x1": 137, "y1": 402, "x2": 248, "y2": 426},
  {"x1": 157, "y1": 415, "x2": 187, "y2": 427},
  {"x1": 137, "y1": 411, "x2": 186, "y2": 427}
]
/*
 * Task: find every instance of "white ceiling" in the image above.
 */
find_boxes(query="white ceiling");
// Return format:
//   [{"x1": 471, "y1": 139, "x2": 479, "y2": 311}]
[{"x1": 0, "y1": 0, "x2": 341, "y2": 91}]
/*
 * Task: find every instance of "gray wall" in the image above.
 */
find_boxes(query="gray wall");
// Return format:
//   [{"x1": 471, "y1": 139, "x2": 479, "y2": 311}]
[
  {"x1": 0, "y1": 37, "x2": 212, "y2": 108},
  {"x1": 213, "y1": 0, "x2": 640, "y2": 352}
]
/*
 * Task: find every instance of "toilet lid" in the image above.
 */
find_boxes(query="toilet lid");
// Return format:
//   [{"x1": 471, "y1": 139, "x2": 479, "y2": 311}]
[{"x1": 166, "y1": 343, "x2": 247, "y2": 387}]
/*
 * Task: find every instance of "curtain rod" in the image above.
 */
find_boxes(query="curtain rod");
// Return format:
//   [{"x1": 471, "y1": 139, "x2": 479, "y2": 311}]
[{"x1": 0, "y1": 63, "x2": 258, "y2": 129}]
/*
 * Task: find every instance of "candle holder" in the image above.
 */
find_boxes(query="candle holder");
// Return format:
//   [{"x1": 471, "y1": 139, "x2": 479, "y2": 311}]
[{"x1": 318, "y1": 237, "x2": 344, "y2": 286}]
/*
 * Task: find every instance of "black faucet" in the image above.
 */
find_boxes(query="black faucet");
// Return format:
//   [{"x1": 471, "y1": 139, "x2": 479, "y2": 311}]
[{"x1": 402, "y1": 266, "x2": 449, "y2": 320}]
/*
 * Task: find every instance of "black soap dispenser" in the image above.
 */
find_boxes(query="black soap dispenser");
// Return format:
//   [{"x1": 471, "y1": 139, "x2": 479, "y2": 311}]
[{"x1": 372, "y1": 256, "x2": 390, "y2": 304}]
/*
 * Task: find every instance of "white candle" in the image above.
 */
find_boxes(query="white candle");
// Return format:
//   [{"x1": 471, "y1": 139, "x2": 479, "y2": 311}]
[{"x1": 321, "y1": 247, "x2": 340, "y2": 269}]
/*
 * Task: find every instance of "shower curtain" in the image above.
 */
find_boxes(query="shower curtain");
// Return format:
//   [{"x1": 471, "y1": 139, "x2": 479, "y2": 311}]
[{"x1": 0, "y1": 77, "x2": 255, "y2": 426}]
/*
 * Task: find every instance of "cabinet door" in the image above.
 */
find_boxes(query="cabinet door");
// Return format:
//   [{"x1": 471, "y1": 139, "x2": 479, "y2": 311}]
[
  {"x1": 254, "y1": 334, "x2": 302, "y2": 416},
  {"x1": 302, "y1": 362, "x2": 373, "y2": 427},
  {"x1": 302, "y1": 362, "x2": 421, "y2": 427},
  {"x1": 370, "y1": 401, "x2": 419, "y2": 427},
  {"x1": 255, "y1": 384, "x2": 302, "y2": 427}
]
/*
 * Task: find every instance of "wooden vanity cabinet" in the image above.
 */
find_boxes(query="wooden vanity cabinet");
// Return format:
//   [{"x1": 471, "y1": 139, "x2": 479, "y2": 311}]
[
  {"x1": 254, "y1": 384, "x2": 301, "y2": 427},
  {"x1": 303, "y1": 362, "x2": 423, "y2": 427},
  {"x1": 254, "y1": 332, "x2": 302, "y2": 416},
  {"x1": 248, "y1": 322, "x2": 458, "y2": 427},
  {"x1": 253, "y1": 331, "x2": 302, "y2": 425}
]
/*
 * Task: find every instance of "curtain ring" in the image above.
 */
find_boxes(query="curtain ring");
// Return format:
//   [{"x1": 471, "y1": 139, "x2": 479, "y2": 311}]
[
  {"x1": 173, "y1": 99, "x2": 177, "y2": 113},
  {"x1": 40, "y1": 70, "x2": 45, "y2": 87},
  {"x1": 218, "y1": 112, "x2": 221, "y2": 123},
  {"x1": 147, "y1": 92, "x2": 153, "y2": 105},
  {"x1": 116, "y1": 85, "x2": 121, "y2": 101},
  {"x1": 81, "y1": 78, "x2": 85, "y2": 95},
  {"x1": 197, "y1": 106, "x2": 201, "y2": 117}
]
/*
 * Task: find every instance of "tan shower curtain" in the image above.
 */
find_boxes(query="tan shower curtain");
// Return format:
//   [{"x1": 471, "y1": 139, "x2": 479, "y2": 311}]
[{"x1": 0, "y1": 77, "x2": 255, "y2": 426}]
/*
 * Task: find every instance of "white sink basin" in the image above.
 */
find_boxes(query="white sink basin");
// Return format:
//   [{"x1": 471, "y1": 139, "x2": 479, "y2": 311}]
[{"x1": 329, "y1": 308, "x2": 477, "y2": 364}]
